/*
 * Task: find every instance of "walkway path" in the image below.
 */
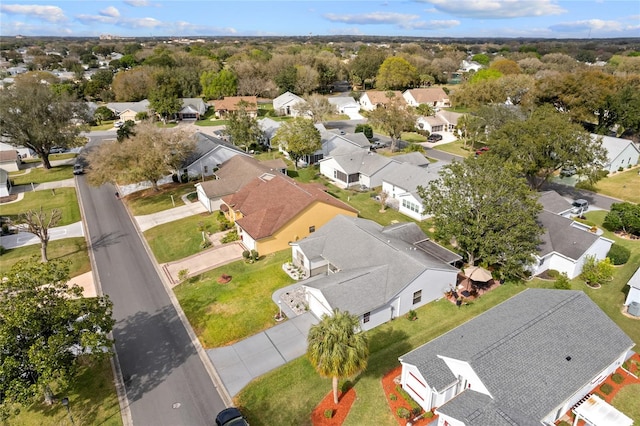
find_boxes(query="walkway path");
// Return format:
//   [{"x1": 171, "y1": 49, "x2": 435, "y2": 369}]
[
  {"x1": 162, "y1": 240, "x2": 245, "y2": 285},
  {"x1": 135, "y1": 202, "x2": 208, "y2": 232}
]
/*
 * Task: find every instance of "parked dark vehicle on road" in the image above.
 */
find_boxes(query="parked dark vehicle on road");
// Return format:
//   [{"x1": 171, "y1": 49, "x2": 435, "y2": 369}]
[
  {"x1": 216, "y1": 407, "x2": 249, "y2": 426},
  {"x1": 427, "y1": 133, "x2": 443, "y2": 142}
]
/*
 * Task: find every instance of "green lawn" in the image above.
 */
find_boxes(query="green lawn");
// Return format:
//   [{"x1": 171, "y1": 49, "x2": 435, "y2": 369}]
[
  {"x1": 125, "y1": 181, "x2": 203, "y2": 215},
  {"x1": 400, "y1": 132, "x2": 428, "y2": 143},
  {"x1": 174, "y1": 250, "x2": 294, "y2": 347},
  {"x1": 612, "y1": 384, "x2": 640, "y2": 422},
  {"x1": 6, "y1": 357, "x2": 122, "y2": 426},
  {"x1": 433, "y1": 140, "x2": 476, "y2": 157},
  {"x1": 593, "y1": 167, "x2": 640, "y2": 203},
  {"x1": 195, "y1": 119, "x2": 228, "y2": 127},
  {"x1": 21, "y1": 153, "x2": 77, "y2": 164},
  {"x1": 90, "y1": 120, "x2": 118, "y2": 131},
  {"x1": 1, "y1": 188, "x2": 80, "y2": 226},
  {"x1": 0, "y1": 237, "x2": 91, "y2": 278},
  {"x1": 236, "y1": 283, "x2": 526, "y2": 425},
  {"x1": 10, "y1": 165, "x2": 74, "y2": 185},
  {"x1": 144, "y1": 212, "x2": 221, "y2": 263}
]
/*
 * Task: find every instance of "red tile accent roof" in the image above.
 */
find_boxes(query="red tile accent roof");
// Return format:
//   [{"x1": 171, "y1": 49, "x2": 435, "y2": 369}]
[{"x1": 222, "y1": 174, "x2": 357, "y2": 240}]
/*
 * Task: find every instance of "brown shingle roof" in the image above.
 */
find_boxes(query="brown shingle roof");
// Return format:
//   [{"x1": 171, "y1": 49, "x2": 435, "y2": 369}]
[
  {"x1": 198, "y1": 155, "x2": 287, "y2": 199},
  {"x1": 214, "y1": 96, "x2": 258, "y2": 112},
  {"x1": 0, "y1": 150, "x2": 18, "y2": 162},
  {"x1": 364, "y1": 90, "x2": 406, "y2": 106},
  {"x1": 406, "y1": 87, "x2": 449, "y2": 104},
  {"x1": 223, "y1": 174, "x2": 357, "y2": 240}
]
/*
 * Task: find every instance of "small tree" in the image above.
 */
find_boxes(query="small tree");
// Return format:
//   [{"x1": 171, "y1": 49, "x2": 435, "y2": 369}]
[
  {"x1": 272, "y1": 117, "x2": 321, "y2": 170},
  {"x1": 367, "y1": 92, "x2": 416, "y2": 152},
  {"x1": 18, "y1": 208, "x2": 62, "y2": 262},
  {"x1": 378, "y1": 190, "x2": 389, "y2": 212},
  {"x1": 581, "y1": 256, "x2": 614, "y2": 286}
]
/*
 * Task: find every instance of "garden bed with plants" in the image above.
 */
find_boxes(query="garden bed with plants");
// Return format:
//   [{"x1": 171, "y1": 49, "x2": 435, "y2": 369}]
[
  {"x1": 382, "y1": 366, "x2": 433, "y2": 426},
  {"x1": 311, "y1": 385, "x2": 356, "y2": 426}
]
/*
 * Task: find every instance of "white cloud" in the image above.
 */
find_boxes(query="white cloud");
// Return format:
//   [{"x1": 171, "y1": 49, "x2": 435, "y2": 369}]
[
  {"x1": 323, "y1": 12, "x2": 420, "y2": 25},
  {"x1": 549, "y1": 19, "x2": 623, "y2": 32},
  {"x1": 100, "y1": 6, "x2": 120, "y2": 18},
  {"x1": 121, "y1": 17, "x2": 163, "y2": 28},
  {"x1": 417, "y1": 0, "x2": 566, "y2": 18},
  {"x1": 404, "y1": 19, "x2": 461, "y2": 30},
  {"x1": 124, "y1": 0, "x2": 150, "y2": 6},
  {"x1": 0, "y1": 4, "x2": 66, "y2": 23},
  {"x1": 75, "y1": 14, "x2": 117, "y2": 25}
]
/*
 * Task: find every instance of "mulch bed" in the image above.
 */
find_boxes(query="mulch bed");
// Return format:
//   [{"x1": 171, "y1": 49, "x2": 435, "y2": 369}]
[
  {"x1": 382, "y1": 366, "x2": 435, "y2": 426},
  {"x1": 311, "y1": 387, "x2": 356, "y2": 426},
  {"x1": 217, "y1": 274, "x2": 232, "y2": 284}
]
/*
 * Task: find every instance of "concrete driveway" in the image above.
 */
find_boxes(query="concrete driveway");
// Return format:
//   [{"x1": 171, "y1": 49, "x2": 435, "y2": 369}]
[{"x1": 207, "y1": 312, "x2": 317, "y2": 396}]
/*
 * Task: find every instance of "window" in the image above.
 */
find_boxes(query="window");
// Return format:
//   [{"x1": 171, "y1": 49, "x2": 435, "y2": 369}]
[
  {"x1": 309, "y1": 225, "x2": 315, "y2": 233},
  {"x1": 203, "y1": 165, "x2": 208, "y2": 174},
  {"x1": 413, "y1": 290, "x2": 422, "y2": 305},
  {"x1": 363, "y1": 312, "x2": 370, "y2": 323}
]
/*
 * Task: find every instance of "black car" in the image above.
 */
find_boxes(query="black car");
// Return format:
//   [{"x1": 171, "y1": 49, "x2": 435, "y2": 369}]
[
  {"x1": 216, "y1": 407, "x2": 249, "y2": 426},
  {"x1": 427, "y1": 133, "x2": 443, "y2": 142}
]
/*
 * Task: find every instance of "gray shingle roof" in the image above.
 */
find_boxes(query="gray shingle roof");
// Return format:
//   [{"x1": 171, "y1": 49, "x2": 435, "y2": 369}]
[
  {"x1": 182, "y1": 132, "x2": 245, "y2": 168},
  {"x1": 382, "y1": 162, "x2": 440, "y2": 192},
  {"x1": 537, "y1": 210, "x2": 599, "y2": 259},
  {"x1": 392, "y1": 152, "x2": 430, "y2": 167},
  {"x1": 400, "y1": 289, "x2": 634, "y2": 423},
  {"x1": 298, "y1": 216, "x2": 458, "y2": 315},
  {"x1": 538, "y1": 191, "x2": 572, "y2": 215},
  {"x1": 628, "y1": 266, "x2": 640, "y2": 290}
]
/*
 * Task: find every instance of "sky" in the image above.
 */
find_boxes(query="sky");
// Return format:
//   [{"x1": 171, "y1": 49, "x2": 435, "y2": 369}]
[{"x1": 0, "y1": 0, "x2": 639, "y2": 39}]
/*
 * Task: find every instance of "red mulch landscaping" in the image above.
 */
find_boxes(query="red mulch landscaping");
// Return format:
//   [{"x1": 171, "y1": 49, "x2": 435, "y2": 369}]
[
  {"x1": 311, "y1": 387, "x2": 356, "y2": 426},
  {"x1": 382, "y1": 366, "x2": 435, "y2": 426},
  {"x1": 217, "y1": 274, "x2": 232, "y2": 284}
]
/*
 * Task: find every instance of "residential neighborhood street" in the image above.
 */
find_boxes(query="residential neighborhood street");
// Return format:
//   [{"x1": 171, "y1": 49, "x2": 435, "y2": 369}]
[{"x1": 76, "y1": 146, "x2": 228, "y2": 425}]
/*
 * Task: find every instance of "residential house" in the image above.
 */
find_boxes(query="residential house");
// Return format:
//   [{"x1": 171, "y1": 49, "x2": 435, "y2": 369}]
[
  {"x1": 292, "y1": 215, "x2": 461, "y2": 331},
  {"x1": 0, "y1": 168, "x2": 11, "y2": 197},
  {"x1": 403, "y1": 87, "x2": 451, "y2": 109},
  {"x1": 221, "y1": 174, "x2": 358, "y2": 255},
  {"x1": 537, "y1": 190, "x2": 573, "y2": 217},
  {"x1": 257, "y1": 117, "x2": 282, "y2": 148},
  {"x1": 381, "y1": 162, "x2": 440, "y2": 221},
  {"x1": 319, "y1": 151, "x2": 397, "y2": 189},
  {"x1": 594, "y1": 134, "x2": 640, "y2": 173},
  {"x1": 106, "y1": 100, "x2": 151, "y2": 122},
  {"x1": 625, "y1": 266, "x2": 640, "y2": 309},
  {"x1": 213, "y1": 96, "x2": 258, "y2": 118},
  {"x1": 416, "y1": 111, "x2": 462, "y2": 134},
  {"x1": 459, "y1": 59, "x2": 483, "y2": 73},
  {"x1": 391, "y1": 152, "x2": 430, "y2": 168},
  {"x1": 0, "y1": 141, "x2": 33, "y2": 160},
  {"x1": 327, "y1": 96, "x2": 361, "y2": 119},
  {"x1": 399, "y1": 289, "x2": 635, "y2": 426},
  {"x1": 272, "y1": 91, "x2": 305, "y2": 117},
  {"x1": 359, "y1": 90, "x2": 405, "y2": 111},
  {"x1": 302, "y1": 129, "x2": 371, "y2": 166},
  {"x1": 532, "y1": 210, "x2": 614, "y2": 279},
  {"x1": 195, "y1": 155, "x2": 287, "y2": 212},
  {"x1": 0, "y1": 149, "x2": 21, "y2": 172},
  {"x1": 178, "y1": 98, "x2": 207, "y2": 120}
]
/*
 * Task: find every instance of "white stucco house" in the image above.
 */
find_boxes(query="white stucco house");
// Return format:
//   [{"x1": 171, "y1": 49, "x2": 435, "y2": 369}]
[
  {"x1": 625, "y1": 266, "x2": 640, "y2": 308},
  {"x1": 106, "y1": 100, "x2": 151, "y2": 123},
  {"x1": 359, "y1": 90, "x2": 405, "y2": 111},
  {"x1": 292, "y1": 215, "x2": 461, "y2": 331},
  {"x1": 416, "y1": 111, "x2": 463, "y2": 134},
  {"x1": 595, "y1": 134, "x2": 640, "y2": 173},
  {"x1": 459, "y1": 59, "x2": 483, "y2": 73},
  {"x1": 327, "y1": 96, "x2": 361, "y2": 119},
  {"x1": 399, "y1": 289, "x2": 635, "y2": 426},
  {"x1": 403, "y1": 87, "x2": 450, "y2": 109},
  {"x1": 319, "y1": 151, "x2": 396, "y2": 189},
  {"x1": 178, "y1": 98, "x2": 208, "y2": 120},
  {"x1": 272, "y1": 91, "x2": 305, "y2": 116},
  {"x1": 0, "y1": 168, "x2": 11, "y2": 197}
]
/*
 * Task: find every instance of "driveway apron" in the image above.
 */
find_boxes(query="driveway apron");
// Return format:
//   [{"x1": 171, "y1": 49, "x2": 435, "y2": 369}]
[{"x1": 207, "y1": 312, "x2": 317, "y2": 396}]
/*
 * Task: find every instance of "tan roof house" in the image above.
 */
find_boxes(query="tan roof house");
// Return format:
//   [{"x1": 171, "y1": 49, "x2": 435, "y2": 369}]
[
  {"x1": 194, "y1": 155, "x2": 287, "y2": 212},
  {"x1": 221, "y1": 174, "x2": 358, "y2": 255},
  {"x1": 403, "y1": 87, "x2": 450, "y2": 108},
  {"x1": 0, "y1": 149, "x2": 21, "y2": 172},
  {"x1": 213, "y1": 96, "x2": 258, "y2": 118},
  {"x1": 359, "y1": 90, "x2": 406, "y2": 111}
]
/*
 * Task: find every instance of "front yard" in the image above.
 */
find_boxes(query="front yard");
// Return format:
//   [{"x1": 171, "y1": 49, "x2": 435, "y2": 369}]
[
  {"x1": 125, "y1": 181, "x2": 201, "y2": 215},
  {"x1": 1, "y1": 187, "x2": 81, "y2": 226},
  {"x1": 10, "y1": 164, "x2": 74, "y2": 185},
  {"x1": 173, "y1": 250, "x2": 294, "y2": 347},
  {"x1": 593, "y1": 167, "x2": 640, "y2": 204},
  {"x1": 0, "y1": 237, "x2": 91, "y2": 278}
]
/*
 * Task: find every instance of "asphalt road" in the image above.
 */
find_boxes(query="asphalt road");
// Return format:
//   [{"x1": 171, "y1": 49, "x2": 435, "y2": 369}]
[{"x1": 78, "y1": 136, "x2": 226, "y2": 425}]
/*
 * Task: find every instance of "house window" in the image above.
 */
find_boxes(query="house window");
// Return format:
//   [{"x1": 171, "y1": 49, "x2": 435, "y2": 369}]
[
  {"x1": 363, "y1": 312, "x2": 370, "y2": 323},
  {"x1": 413, "y1": 290, "x2": 422, "y2": 305},
  {"x1": 309, "y1": 225, "x2": 315, "y2": 233}
]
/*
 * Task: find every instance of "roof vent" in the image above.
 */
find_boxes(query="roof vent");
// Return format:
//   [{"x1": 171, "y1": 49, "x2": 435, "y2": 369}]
[{"x1": 566, "y1": 356, "x2": 572, "y2": 361}]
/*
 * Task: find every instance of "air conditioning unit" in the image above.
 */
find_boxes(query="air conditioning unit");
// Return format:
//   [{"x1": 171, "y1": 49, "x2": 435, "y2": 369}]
[{"x1": 628, "y1": 301, "x2": 640, "y2": 317}]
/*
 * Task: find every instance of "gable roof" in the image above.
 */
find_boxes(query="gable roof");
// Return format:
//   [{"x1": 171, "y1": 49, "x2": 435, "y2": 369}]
[
  {"x1": 0, "y1": 150, "x2": 18, "y2": 163},
  {"x1": 362, "y1": 90, "x2": 405, "y2": 106},
  {"x1": 327, "y1": 96, "x2": 358, "y2": 108},
  {"x1": 272, "y1": 91, "x2": 304, "y2": 109},
  {"x1": 538, "y1": 190, "x2": 572, "y2": 215},
  {"x1": 401, "y1": 289, "x2": 634, "y2": 424},
  {"x1": 391, "y1": 152, "x2": 430, "y2": 168},
  {"x1": 258, "y1": 117, "x2": 282, "y2": 139},
  {"x1": 437, "y1": 110, "x2": 463, "y2": 125},
  {"x1": 404, "y1": 87, "x2": 449, "y2": 104},
  {"x1": 628, "y1": 266, "x2": 640, "y2": 290},
  {"x1": 106, "y1": 100, "x2": 150, "y2": 114},
  {"x1": 223, "y1": 175, "x2": 357, "y2": 240},
  {"x1": 537, "y1": 210, "x2": 599, "y2": 260},
  {"x1": 182, "y1": 132, "x2": 246, "y2": 169},
  {"x1": 382, "y1": 162, "x2": 440, "y2": 197},
  {"x1": 319, "y1": 132, "x2": 371, "y2": 157},
  {"x1": 214, "y1": 96, "x2": 257, "y2": 112},
  {"x1": 197, "y1": 155, "x2": 287, "y2": 199},
  {"x1": 298, "y1": 216, "x2": 458, "y2": 314},
  {"x1": 594, "y1": 134, "x2": 640, "y2": 162},
  {"x1": 180, "y1": 98, "x2": 207, "y2": 115}
]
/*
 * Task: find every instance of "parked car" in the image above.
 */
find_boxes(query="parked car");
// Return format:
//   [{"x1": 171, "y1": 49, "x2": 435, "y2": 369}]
[
  {"x1": 370, "y1": 141, "x2": 389, "y2": 150},
  {"x1": 427, "y1": 133, "x2": 443, "y2": 142},
  {"x1": 475, "y1": 146, "x2": 490, "y2": 156},
  {"x1": 215, "y1": 407, "x2": 249, "y2": 426},
  {"x1": 560, "y1": 167, "x2": 577, "y2": 177},
  {"x1": 50, "y1": 146, "x2": 66, "y2": 154},
  {"x1": 73, "y1": 163, "x2": 84, "y2": 175},
  {"x1": 114, "y1": 121, "x2": 124, "y2": 128},
  {"x1": 571, "y1": 199, "x2": 589, "y2": 215}
]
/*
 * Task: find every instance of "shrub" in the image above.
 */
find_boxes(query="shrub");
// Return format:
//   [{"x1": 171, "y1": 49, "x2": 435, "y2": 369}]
[
  {"x1": 250, "y1": 249, "x2": 259, "y2": 261},
  {"x1": 558, "y1": 421, "x2": 571, "y2": 426},
  {"x1": 396, "y1": 407, "x2": 410, "y2": 419},
  {"x1": 600, "y1": 383, "x2": 613, "y2": 395},
  {"x1": 554, "y1": 273, "x2": 571, "y2": 290},
  {"x1": 395, "y1": 385, "x2": 421, "y2": 413},
  {"x1": 200, "y1": 240, "x2": 212, "y2": 250},
  {"x1": 607, "y1": 244, "x2": 630, "y2": 265},
  {"x1": 603, "y1": 202, "x2": 640, "y2": 236},
  {"x1": 611, "y1": 373, "x2": 624, "y2": 384},
  {"x1": 575, "y1": 180, "x2": 596, "y2": 191},
  {"x1": 581, "y1": 256, "x2": 614, "y2": 285},
  {"x1": 618, "y1": 166, "x2": 624, "y2": 172},
  {"x1": 242, "y1": 250, "x2": 251, "y2": 259},
  {"x1": 389, "y1": 393, "x2": 397, "y2": 401},
  {"x1": 406, "y1": 309, "x2": 418, "y2": 321},
  {"x1": 177, "y1": 269, "x2": 189, "y2": 282},
  {"x1": 412, "y1": 406, "x2": 422, "y2": 416},
  {"x1": 355, "y1": 123, "x2": 373, "y2": 139},
  {"x1": 546, "y1": 269, "x2": 560, "y2": 279},
  {"x1": 424, "y1": 411, "x2": 434, "y2": 418},
  {"x1": 221, "y1": 230, "x2": 239, "y2": 244},
  {"x1": 324, "y1": 409, "x2": 334, "y2": 419}
]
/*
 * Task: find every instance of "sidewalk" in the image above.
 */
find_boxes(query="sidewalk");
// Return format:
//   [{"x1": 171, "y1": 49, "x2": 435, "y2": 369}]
[
  {"x1": 10, "y1": 178, "x2": 76, "y2": 194},
  {"x1": 0, "y1": 221, "x2": 84, "y2": 249}
]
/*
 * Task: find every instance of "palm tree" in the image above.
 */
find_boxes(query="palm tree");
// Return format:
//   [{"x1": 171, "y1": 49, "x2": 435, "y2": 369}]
[{"x1": 307, "y1": 309, "x2": 369, "y2": 404}]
